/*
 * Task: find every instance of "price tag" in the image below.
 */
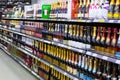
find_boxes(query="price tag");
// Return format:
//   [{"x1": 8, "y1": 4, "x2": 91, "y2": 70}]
[
  {"x1": 64, "y1": 72, "x2": 67, "y2": 75},
  {"x1": 74, "y1": 78, "x2": 79, "y2": 80},
  {"x1": 92, "y1": 53, "x2": 97, "y2": 57},
  {"x1": 87, "y1": 20, "x2": 91, "y2": 22},
  {"x1": 115, "y1": 60, "x2": 120, "y2": 64},
  {"x1": 102, "y1": 56, "x2": 108, "y2": 60},
  {"x1": 93, "y1": 19, "x2": 98, "y2": 22},
  {"x1": 98, "y1": 19, "x2": 105, "y2": 22},
  {"x1": 50, "y1": 65, "x2": 54, "y2": 68},
  {"x1": 36, "y1": 75, "x2": 40, "y2": 78},
  {"x1": 68, "y1": 46, "x2": 72, "y2": 49},
  {"x1": 78, "y1": 20, "x2": 83, "y2": 22},
  {"x1": 109, "y1": 20, "x2": 114, "y2": 23},
  {"x1": 78, "y1": 49, "x2": 83, "y2": 53},
  {"x1": 118, "y1": 20, "x2": 120, "y2": 23},
  {"x1": 86, "y1": 51, "x2": 92, "y2": 55}
]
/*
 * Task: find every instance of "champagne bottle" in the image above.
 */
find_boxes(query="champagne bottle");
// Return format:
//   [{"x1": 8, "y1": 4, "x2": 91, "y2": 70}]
[
  {"x1": 117, "y1": 28, "x2": 120, "y2": 47},
  {"x1": 111, "y1": 28, "x2": 118, "y2": 47},
  {"x1": 108, "y1": 0, "x2": 115, "y2": 19},
  {"x1": 106, "y1": 27, "x2": 111, "y2": 46},
  {"x1": 113, "y1": 0, "x2": 120, "y2": 19},
  {"x1": 96, "y1": 27, "x2": 101, "y2": 44},
  {"x1": 101, "y1": 27, "x2": 106, "y2": 45},
  {"x1": 92, "y1": 26, "x2": 97, "y2": 43}
]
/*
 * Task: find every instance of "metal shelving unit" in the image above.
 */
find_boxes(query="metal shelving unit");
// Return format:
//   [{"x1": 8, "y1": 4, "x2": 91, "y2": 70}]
[
  {"x1": 0, "y1": 27, "x2": 120, "y2": 65},
  {"x1": 0, "y1": 36, "x2": 80, "y2": 80},
  {"x1": 0, "y1": 44, "x2": 44, "y2": 80}
]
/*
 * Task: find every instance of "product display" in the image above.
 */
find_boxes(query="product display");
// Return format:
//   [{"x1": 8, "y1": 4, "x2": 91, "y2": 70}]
[{"x1": 0, "y1": 0, "x2": 120, "y2": 80}]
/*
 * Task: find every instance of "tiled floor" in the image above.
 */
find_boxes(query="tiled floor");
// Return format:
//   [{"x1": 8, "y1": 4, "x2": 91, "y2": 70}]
[{"x1": 0, "y1": 49, "x2": 37, "y2": 80}]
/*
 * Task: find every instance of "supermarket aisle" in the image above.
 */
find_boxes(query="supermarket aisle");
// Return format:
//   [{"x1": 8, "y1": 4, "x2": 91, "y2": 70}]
[{"x1": 0, "y1": 49, "x2": 37, "y2": 80}]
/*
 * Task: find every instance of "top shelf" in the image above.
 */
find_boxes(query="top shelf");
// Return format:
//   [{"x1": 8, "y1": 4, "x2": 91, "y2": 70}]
[{"x1": 2, "y1": 18, "x2": 120, "y2": 27}]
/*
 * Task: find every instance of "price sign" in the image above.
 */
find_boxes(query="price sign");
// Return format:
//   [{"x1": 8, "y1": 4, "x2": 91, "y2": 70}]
[{"x1": 102, "y1": 56, "x2": 108, "y2": 60}]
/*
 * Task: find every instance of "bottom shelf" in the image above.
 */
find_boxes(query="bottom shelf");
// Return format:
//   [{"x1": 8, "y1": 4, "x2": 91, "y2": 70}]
[{"x1": 0, "y1": 45, "x2": 44, "y2": 80}]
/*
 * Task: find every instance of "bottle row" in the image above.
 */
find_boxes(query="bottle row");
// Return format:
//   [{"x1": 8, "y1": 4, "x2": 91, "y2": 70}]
[
  {"x1": 2, "y1": 20, "x2": 120, "y2": 58},
  {"x1": 1, "y1": 42, "x2": 72, "y2": 80},
  {"x1": 0, "y1": 31, "x2": 120, "y2": 80}
]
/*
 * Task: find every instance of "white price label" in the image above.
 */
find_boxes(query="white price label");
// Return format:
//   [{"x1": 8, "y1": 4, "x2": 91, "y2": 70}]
[
  {"x1": 115, "y1": 60, "x2": 120, "y2": 64},
  {"x1": 74, "y1": 78, "x2": 79, "y2": 80},
  {"x1": 102, "y1": 56, "x2": 108, "y2": 60},
  {"x1": 78, "y1": 50, "x2": 83, "y2": 53},
  {"x1": 92, "y1": 53, "x2": 97, "y2": 57},
  {"x1": 86, "y1": 51, "x2": 92, "y2": 55},
  {"x1": 109, "y1": 20, "x2": 114, "y2": 23},
  {"x1": 64, "y1": 72, "x2": 67, "y2": 75},
  {"x1": 93, "y1": 19, "x2": 98, "y2": 22},
  {"x1": 118, "y1": 20, "x2": 120, "y2": 23}
]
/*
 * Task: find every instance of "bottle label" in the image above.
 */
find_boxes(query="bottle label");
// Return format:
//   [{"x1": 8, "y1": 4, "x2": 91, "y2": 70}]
[{"x1": 108, "y1": 5, "x2": 115, "y2": 18}]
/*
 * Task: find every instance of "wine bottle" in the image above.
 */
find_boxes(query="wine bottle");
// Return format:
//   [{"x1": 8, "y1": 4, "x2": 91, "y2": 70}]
[
  {"x1": 81, "y1": 0, "x2": 86, "y2": 18},
  {"x1": 85, "y1": 0, "x2": 90, "y2": 18},
  {"x1": 96, "y1": 27, "x2": 101, "y2": 44},
  {"x1": 113, "y1": 0, "x2": 120, "y2": 19},
  {"x1": 118, "y1": 65, "x2": 120, "y2": 80},
  {"x1": 79, "y1": 26, "x2": 83, "y2": 41},
  {"x1": 106, "y1": 62, "x2": 111, "y2": 80},
  {"x1": 68, "y1": 25, "x2": 73, "y2": 38},
  {"x1": 92, "y1": 26, "x2": 97, "y2": 43},
  {"x1": 78, "y1": 0, "x2": 82, "y2": 19},
  {"x1": 111, "y1": 64, "x2": 118, "y2": 80},
  {"x1": 101, "y1": 27, "x2": 106, "y2": 45},
  {"x1": 111, "y1": 28, "x2": 118, "y2": 47},
  {"x1": 96, "y1": 59, "x2": 102, "y2": 80},
  {"x1": 102, "y1": 61, "x2": 107, "y2": 80},
  {"x1": 106, "y1": 27, "x2": 111, "y2": 46},
  {"x1": 83, "y1": 26, "x2": 87, "y2": 43},
  {"x1": 117, "y1": 28, "x2": 120, "y2": 47},
  {"x1": 108, "y1": 0, "x2": 115, "y2": 19},
  {"x1": 86, "y1": 26, "x2": 91, "y2": 43}
]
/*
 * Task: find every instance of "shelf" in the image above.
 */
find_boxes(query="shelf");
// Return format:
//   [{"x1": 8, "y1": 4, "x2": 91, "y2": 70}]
[
  {"x1": 0, "y1": 27, "x2": 120, "y2": 64},
  {"x1": 2, "y1": 18, "x2": 120, "y2": 27},
  {"x1": 0, "y1": 45, "x2": 44, "y2": 80},
  {"x1": 0, "y1": 37, "x2": 80, "y2": 80}
]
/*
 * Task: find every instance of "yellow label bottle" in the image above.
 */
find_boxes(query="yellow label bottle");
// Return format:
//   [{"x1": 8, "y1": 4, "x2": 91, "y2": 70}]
[
  {"x1": 113, "y1": 0, "x2": 120, "y2": 19},
  {"x1": 108, "y1": 0, "x2": 115, "y2": 19}
]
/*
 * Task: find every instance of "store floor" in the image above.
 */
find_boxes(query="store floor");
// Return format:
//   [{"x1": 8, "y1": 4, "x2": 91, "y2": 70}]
[{"x1": 0, "y1": 49, "x2": 37, "y2": 80}]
